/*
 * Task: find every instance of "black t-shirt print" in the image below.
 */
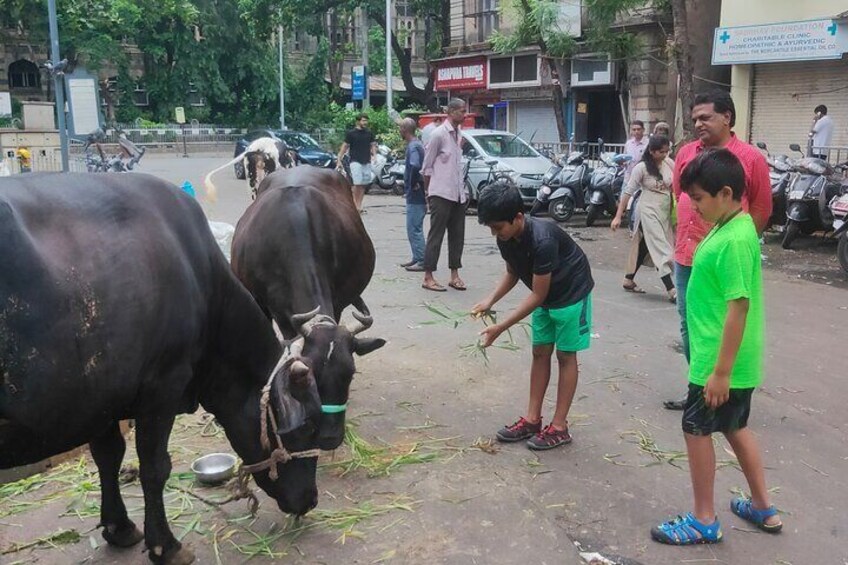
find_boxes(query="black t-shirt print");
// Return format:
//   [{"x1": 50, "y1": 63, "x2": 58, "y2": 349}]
[
  {"x1": 345, "y1": 128, "x2": 375, "y2": 164},
  {"x1": 497, "y1": 217, "x2": 594, "y2": 309}
]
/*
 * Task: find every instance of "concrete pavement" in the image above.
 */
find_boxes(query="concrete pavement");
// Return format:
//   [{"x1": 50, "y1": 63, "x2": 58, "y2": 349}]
[
  {"x1": 2, "y1": 157, "x2": 845, "y2": 564},
  {"x1": 140, "y1": 156, "x2": 848, "y2": 563}
]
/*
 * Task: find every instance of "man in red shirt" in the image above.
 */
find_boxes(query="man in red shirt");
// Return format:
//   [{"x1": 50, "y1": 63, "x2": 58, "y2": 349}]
[{"x1": 664, "y1": 90, "x2": 772, "y2": 410}]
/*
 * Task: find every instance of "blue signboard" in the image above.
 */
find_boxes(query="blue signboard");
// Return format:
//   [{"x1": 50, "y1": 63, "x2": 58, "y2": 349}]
[{"x1": 352, "y1": 65, "x2": 366, "y2": 101}]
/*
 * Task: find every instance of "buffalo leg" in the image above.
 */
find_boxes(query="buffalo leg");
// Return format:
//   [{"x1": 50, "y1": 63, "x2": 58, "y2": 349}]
[
  {"x1": 135, "y1": 414, "x2": 194, "y2": 565},
  {"x1": 90, "y1": 420, "x2": 144, "y2": 548}
]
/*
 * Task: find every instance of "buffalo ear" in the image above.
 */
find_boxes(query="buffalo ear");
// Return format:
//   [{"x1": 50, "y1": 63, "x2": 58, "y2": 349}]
[
  {"x1": 353, "y1": 337, "x2": 386, "y2": 356},
  {"x1": 270, "y1": 378, "x2": 307, "y2": 435}
]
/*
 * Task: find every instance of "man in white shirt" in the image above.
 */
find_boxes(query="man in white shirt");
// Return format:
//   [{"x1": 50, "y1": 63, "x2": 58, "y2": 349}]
[
  {"x1": 810, "y1": 104, "x2": 834, "y2": 160},
  {"x1": 623, "y1": 120, "x2": 648, "y2": 184}
]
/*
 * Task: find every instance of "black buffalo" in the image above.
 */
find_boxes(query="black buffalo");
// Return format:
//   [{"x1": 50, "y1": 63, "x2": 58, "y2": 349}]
[
  {"x1": 232, "y1": 166, "x2": 385, "y2": 451},
  {"x1": 0, "y1": 173, "x2": 322, "y2": 565}
]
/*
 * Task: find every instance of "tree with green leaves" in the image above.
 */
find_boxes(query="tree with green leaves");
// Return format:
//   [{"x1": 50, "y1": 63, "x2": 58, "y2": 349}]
[{"x1": 239, "y1": 0, "x2": 447, "y2": 109}]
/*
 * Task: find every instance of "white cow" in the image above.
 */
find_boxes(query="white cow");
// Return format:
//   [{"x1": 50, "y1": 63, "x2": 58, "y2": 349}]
[{"x1": 204, "y1": 137, "x2": 295, "y2": 201}]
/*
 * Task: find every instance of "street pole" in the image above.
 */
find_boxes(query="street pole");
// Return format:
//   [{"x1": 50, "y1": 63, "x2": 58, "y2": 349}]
[
  {"x1": 47, "y1": 0, "x2": 69, "y2": 172},
  {"x1": 361, "y1": 6, "x2": 370, "y2": 109},
  {"x1": 278, "y1": 24, "x2": 286, "y2": 129},
  {"x1": 385, "y1": 0, "x2": 393, "y2": 112}
]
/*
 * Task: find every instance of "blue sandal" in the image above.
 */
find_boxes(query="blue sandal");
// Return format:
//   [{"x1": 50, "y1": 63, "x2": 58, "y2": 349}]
[
  {"x1": 651, "y1": 513, "x2": 723, "y2": 545},
  {"x1": 731, "y1": 497, "x2": 783, "y2": 533}
]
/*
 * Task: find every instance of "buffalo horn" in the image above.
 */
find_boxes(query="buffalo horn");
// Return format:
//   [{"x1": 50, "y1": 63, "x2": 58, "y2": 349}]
[
  {"x1": 291, "y1": 306, "x2": 321, "y2": 337},
  {"x1": 290, "y1": 360, "x2": 309, "y2": 376},
  {"x1": 348, "y1": 307, "x2": 374, "y2": 336}
]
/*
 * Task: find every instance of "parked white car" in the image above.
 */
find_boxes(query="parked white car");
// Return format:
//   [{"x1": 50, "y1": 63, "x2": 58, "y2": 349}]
[{"x1": 461, "y1": 129, "x2": 553, "y2": 205}]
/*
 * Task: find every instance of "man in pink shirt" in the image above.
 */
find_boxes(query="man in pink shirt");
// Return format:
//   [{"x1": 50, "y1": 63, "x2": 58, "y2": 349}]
[
  {"x1": 664, "y1": 90, "x2": 772, "y2": 410},
  {"x1": 421, "y1": 98, "x2": 468, "y2": 292}
]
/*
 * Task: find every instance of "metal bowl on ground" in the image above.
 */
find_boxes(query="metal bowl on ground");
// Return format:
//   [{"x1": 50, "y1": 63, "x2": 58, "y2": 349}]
[{"x1": 191, "y1": 453, "x2": 237, "y2": 484}]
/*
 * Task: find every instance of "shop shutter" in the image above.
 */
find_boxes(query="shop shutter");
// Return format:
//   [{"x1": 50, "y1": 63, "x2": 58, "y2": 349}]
[
  {"x1": 751, "y1": 58, "x2": 848, "y2": 153},
  {"x1": 513, "y1": 100, "x2": 560, "y2": 143}
]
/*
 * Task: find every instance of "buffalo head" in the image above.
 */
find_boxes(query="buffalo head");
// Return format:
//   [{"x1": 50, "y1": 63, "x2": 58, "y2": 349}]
[
  {"x1": 249, "y1": 339, "x2": 322, "y2": 516},
  {"x1": 291, "y1": 304, "x2": 386, "y2": 450}
]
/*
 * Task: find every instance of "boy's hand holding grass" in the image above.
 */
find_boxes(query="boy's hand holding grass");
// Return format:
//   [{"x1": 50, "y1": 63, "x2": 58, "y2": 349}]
[{"x1": 479, "y1": 324, "x2": 505, "y2": 348}]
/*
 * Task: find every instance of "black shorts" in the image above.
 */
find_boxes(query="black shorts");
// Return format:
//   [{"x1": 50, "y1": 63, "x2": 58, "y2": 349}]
[{"x1": 682, "y1": 383, "x2": 754, "y2": 436}]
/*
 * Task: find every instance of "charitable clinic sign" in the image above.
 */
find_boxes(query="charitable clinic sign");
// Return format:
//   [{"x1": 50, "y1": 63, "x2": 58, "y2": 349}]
[
  {"x1": 435, "y1": 58, "x2": 487, "y2": 90},
  {"x1": 713, "y1": 19, "x2": 848, "y2": 65}
]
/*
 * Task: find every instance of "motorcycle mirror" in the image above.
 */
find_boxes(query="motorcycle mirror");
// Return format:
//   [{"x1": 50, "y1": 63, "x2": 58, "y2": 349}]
[
  {"x1": 789, "y1": 143, "x2": 802, "y2": 153},
  {"x1": 756, "y1": 142, "x2": 767, "y2": 150}
]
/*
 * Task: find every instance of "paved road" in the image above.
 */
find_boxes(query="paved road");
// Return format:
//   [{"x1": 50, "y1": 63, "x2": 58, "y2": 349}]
[{"x1": 3, "y1": 157, "x2": 846, "y2": 564}]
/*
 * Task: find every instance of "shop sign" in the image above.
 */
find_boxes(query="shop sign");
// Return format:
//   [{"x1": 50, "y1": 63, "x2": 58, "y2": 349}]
[
  {"x1": 712, "y1": 19, "x2": 848, "y2": 65},
  {"x1": 435, "y1": 58, "x2": 487, "y2": 90}
]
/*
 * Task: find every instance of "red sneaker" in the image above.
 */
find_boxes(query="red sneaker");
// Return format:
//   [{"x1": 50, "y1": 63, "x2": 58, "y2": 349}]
[
  {"x1": 526, "y1": 424, "x2": 572, "y2": 450},
  {"x1": 496, "y1": 417, "x2": 542, "y2": 442}
]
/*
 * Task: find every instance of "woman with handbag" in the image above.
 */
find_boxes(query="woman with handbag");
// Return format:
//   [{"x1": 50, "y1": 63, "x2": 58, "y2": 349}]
[{"x1": 611, "y1": 135, "x2": 677, "y2": 302}]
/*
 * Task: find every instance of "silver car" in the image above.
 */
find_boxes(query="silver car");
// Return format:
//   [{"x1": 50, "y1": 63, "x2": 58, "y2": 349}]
[{"x1": 461, "y1": 129, "x2": 553, "y2": 206}]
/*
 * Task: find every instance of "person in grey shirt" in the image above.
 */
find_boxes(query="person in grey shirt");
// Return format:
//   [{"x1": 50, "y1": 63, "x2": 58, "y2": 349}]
[{"x1": 809, "y1": 104, "x2": 834, "y2": 160}]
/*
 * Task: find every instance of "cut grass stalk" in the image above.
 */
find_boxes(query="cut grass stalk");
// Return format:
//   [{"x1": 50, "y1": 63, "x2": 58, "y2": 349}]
[
  {"x1": 1, "y1": 528, "x2": 81, "y2": 555},
  {"x1": 286, "y1": 497, "x2": 419, "y2": 544},
  {"x1": 321, "y1": 423, "x2": 448, "y2": 478}
]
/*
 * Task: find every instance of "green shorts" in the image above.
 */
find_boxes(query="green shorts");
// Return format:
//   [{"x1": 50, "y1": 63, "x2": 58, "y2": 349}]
[{"x1": 531, "y1": 294, "x2": 592, "y2": 352}]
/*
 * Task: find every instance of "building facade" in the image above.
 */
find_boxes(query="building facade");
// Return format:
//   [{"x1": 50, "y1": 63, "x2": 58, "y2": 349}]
[
  {"x1": 717, "y1": 1, "x2": 848, "y2": 152},
  {"x1": 433, "y1": 0, "x2": 725, "y2": 144},
  {"x1": 287, "y1": 6, "x2": 430, "y2": 103}
]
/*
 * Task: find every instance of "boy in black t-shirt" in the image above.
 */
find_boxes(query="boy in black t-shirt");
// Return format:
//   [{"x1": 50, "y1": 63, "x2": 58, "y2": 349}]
[{"x1": 472, "y1": 183, "x2": 594, "y2": 450}]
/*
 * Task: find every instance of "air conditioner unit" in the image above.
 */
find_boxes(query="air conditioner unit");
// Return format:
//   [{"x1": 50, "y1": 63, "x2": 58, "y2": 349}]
[{"x1": 571, "y1": 55, "x2": 615, "y2": 87}]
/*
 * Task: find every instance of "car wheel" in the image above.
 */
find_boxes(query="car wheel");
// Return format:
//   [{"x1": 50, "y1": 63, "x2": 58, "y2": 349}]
[{"x1": 234, "y1": 161, "x2": 245, "y2": 180}]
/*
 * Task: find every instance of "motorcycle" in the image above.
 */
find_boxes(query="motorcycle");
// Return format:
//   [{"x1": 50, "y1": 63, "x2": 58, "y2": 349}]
[
  {"x1": 531, "y1": 142, "x2": 592, "y2": 223},
  {"x1": 829, "y1": 189, "x2": 848, "y2": 273},
  {"x1": 782, "y1": 143, "x2": 844, "y2": 249},
  {"x1": 387, "y1": 160, "x2": 406, "y2": 195},
  {"x1": 756, "y1": 141, "x2": 794, "y2": 230},
  {"x1": 585, "y1": 150, "x2": 632, "y2": 227},
  {"x1": 372, "y1": 144, "x2": 403, "y2": 195}
]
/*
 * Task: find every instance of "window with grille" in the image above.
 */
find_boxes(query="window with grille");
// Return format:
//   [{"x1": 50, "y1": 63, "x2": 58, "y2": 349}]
[{"x1": 8, "y1": 60, "x2": 41, "y2": 89}]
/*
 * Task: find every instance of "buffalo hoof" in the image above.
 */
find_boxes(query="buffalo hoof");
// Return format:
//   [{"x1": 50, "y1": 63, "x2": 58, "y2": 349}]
[
  {"x1": 158, "y1": 545, "x2": 195, "y2": 565},
  {"x1": 102, "y1": 520, "x2": 144, "y2": 548}
]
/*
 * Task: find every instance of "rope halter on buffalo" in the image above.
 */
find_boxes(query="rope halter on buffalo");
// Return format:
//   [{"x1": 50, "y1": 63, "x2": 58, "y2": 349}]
[{"x1": 239, "y1": 338, "x2": 320, "y2": 483}]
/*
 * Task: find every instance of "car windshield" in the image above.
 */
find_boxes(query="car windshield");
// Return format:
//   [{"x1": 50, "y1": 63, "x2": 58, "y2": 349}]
[
  {"x1": 472, "y1": 134, "x2": 539, "y2": 158},
  {"x1": 278, "y1": 132, "x2": 320, "y2": 149}
]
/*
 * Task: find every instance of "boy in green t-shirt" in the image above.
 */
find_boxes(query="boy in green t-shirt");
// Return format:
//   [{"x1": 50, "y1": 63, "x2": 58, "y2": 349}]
[{"x1": 651, "y1": 149, "x2": 782, "y2": 546}]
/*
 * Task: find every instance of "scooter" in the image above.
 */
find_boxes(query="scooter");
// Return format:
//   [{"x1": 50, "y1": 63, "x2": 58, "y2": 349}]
[
  {"x1": 532, "y1": 142, "x2": 592, "y2": 222},
  {"x1": 782, "y1": 143, "x2": 844, "y2": 249},
  {"x1": 372, "y1": 144, "x2": 403, "y2": 194},
  {"x1": 829, "y1": 189, "x2": 848, "y2": 273},
  {"x1": 585, "y1": 149, "x2": 631, "y2": 227},
  {"x1": 756, "y1": 141, "x2": 794, "y2": 230}
]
